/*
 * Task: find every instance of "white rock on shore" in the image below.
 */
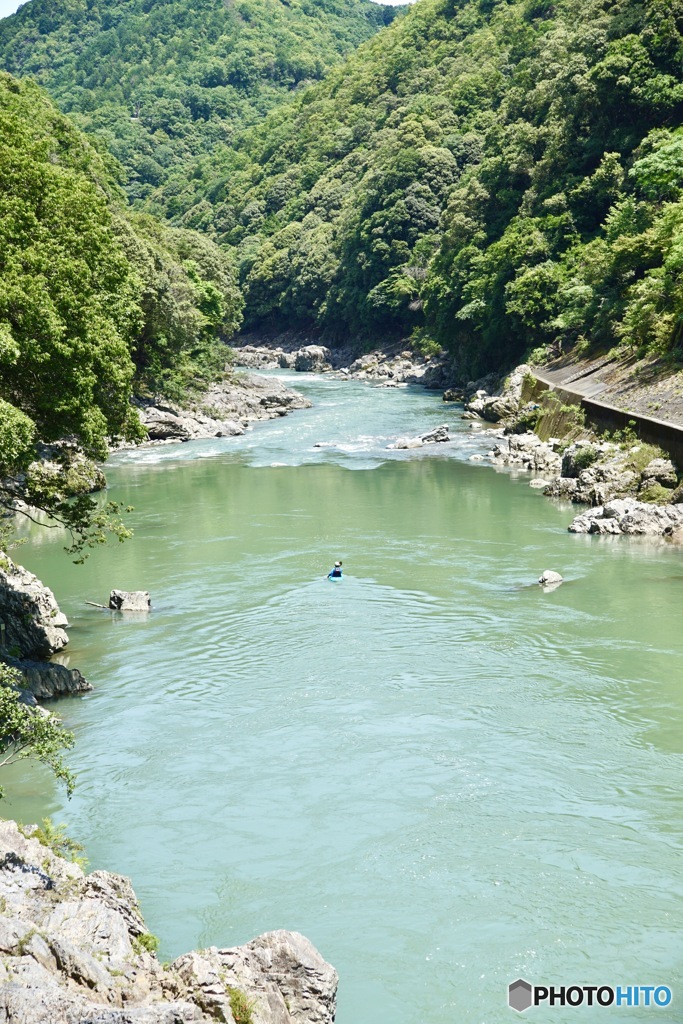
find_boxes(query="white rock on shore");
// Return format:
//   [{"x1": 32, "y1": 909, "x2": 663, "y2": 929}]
[
  {"x1": 0, "y1": 819, "x2": 338, "y2": 1024},
  {"x1": 568, "y1": 498, "x2": 683, "y2": 536},
  {"x1": 488, "y1": 431, "x2": 562, "y2": 476}
]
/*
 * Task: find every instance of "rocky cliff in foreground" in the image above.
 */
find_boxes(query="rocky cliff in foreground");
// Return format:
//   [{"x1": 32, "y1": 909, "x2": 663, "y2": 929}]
[{"x1": 0, "y1": 819, "x2": 337, "y2": 1024}]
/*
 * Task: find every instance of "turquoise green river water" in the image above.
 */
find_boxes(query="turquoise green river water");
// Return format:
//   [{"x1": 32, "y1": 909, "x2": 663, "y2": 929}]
[{"x1": 5, "y1": 373, "x2": 683, "y2": 1022}]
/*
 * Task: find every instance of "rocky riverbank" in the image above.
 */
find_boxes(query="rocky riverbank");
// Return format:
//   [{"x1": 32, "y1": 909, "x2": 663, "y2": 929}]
[
  {"x1": 458, "y1": 364, "x2": 683, "y2": 540},
  {"x1": 0, "y1": 818, "x2": 337, "y2": 1024},
  {"x1": 133, "y1": 373, "x2": 311, "y2": 445},
  {"x1": 231, "y1": 338, "x2": 455, "y2": 389}
]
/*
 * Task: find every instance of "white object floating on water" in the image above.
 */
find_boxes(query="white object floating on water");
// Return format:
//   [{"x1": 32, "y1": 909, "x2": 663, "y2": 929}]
[{"x1": 538, "y1": 570, "x2": 563, "y2": 587}]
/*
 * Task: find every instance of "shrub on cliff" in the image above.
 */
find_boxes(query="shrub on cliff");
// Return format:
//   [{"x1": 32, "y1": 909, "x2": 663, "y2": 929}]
[{"x1": 0, "y1": 664, "x2": 75, "y2": 799}]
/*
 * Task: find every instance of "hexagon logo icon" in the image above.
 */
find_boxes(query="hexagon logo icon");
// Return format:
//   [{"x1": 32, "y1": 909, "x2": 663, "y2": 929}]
[{"x1": 509, "y1": 978, "x2": 533, "y2": 1012}]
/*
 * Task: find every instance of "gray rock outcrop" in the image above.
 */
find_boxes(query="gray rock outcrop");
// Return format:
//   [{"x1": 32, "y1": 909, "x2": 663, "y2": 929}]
[
  {"x1": 232, "y1": 343, "x2": 333, "y2": 372},
  {"x1": 232, "y1": 340, "x2": 457, "y2": 389},
  {"x1": 488, "y1": 432, "x2": 562, "y2": 476},
  {"x1": 109, "y1": 590, "x2": 151, "y2": 612},
  {"x1": 568, "y1": 498, "x2": 683, "y2": 536},
  {"x1": 137, "y1": 403, "x2": 244, "y2": 443},
  {"x1": 2, "y1": 656, "x2": 91, "y2": 700},
  {"x1": 293, "y1": 345, "x2": 332, "y2": 372},
  {"x1": 0, "y1": 553, "x2": 68, "y2": 660},
  {"x1": 463, "y1": 364, "x2": 531, "y2": 422},
  {"x1": 420, "y1": 424, "x2": 450, "y2": 444},
  {"x1": 543, "y1": 442, "x2": 679, "y2": 506},
  {"x1": 344, "y1": 349, "x2": 447, "y2": 387},
  {"x1": 232, "y1": 345, "x2": 294, "y2": 370},
  {"x1": 0, "y1": 819, "x2": 338, "y2": 1024},
  {"x1": 135, "y1": 374, "x2": 311, "y2": 445},
  {"x1": 639, "y1": 457, "x2": 677, "y2": 489},
  {"x1": 388, "y1": 424, "x2": 450, "y2": 449}
]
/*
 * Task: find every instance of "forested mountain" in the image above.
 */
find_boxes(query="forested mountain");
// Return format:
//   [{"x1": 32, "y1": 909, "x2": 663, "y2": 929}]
[
  {"x1": 203, "y1": 0, "x2": 683, "y2": 375},
  {"x1": 2, "y1": 0, "x2": 682, "y2": 380},
  {"x1": 0, "y1": 70, "x2": 241, "y2": 544},
  {"x1": 0, "y1": 0, "x2": 398, "y2": 223}
]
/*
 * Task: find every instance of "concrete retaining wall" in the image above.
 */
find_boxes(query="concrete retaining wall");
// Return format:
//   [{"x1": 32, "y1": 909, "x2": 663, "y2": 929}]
[{"x1": 532, "y1": 373, "x2": 683, "y2": 465}]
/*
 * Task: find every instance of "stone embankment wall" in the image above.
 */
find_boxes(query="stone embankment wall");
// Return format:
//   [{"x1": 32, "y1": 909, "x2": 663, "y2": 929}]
[{"x1": 532, "y1": 369, "x2": 683, "y2": 466}]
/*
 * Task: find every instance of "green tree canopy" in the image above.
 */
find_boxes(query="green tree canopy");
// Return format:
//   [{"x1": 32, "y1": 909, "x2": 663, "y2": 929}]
[
  {"x1": 179, "y1": 0, "x2": 683, "y2": 373},
  {"x1": 0, "y1": 0, "x2": 401, "y2": 223},
  {"x1": 0, "y1": 72, "x2": 242, "y2": 554}
]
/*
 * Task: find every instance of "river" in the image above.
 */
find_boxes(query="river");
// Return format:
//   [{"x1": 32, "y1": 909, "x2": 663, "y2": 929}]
[{"x1": 6, "y1": 373, "x2": 683, "y2": 1022}]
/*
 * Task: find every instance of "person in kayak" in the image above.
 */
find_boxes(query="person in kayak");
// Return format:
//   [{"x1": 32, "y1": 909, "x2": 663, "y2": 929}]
[{"x1": 328, "y1": 560, "x2": 343, "y2": 579}]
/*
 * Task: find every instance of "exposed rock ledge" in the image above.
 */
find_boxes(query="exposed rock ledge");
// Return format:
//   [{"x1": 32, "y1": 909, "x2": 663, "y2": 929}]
[
  {"x1": 1, "y1": 656, "x2": 91, "y2": 701},
  {"x1": 232, "y1": 341, "x2": 455, "y2": 389},
  {"x1": 568, "y1": 498, "x2": 683, "y2": 536},
  {"x1": 135, "y1": 374, "x2": 311, "y2": 444},
  {"x1": 233, "y1": 344, "x2": 332, "y2": 374},
  {"x1": 0, "y1": 553, "x2": 69, "y2": 660},
  {"x1": 0, "y1": 553, "x2": 91, "y2": 701},
  {"x1": 0, "y1": 818, "x2": 337, "y2": 1024}
]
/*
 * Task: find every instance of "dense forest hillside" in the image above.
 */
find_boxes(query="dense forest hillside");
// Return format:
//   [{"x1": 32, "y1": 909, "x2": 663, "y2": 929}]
[
  {"x1": 202, "y1": 0, "x2": 683, "y2": 375},
  {"x1": 0, "y1": 71, "x2": 242, "y2": 547},
  {"x1": 2, "y1": 0, "x2": 682, "y2": 380},
  {"x1": 0, "y1": 0, "x2": 398, "y2": 223}
]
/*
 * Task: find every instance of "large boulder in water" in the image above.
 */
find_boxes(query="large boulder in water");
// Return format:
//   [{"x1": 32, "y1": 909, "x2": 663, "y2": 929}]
[
  {"x1": 538, "y1": 570, "x2": 564, "y2": 586},
  {"x1": 388, "y1": 424, "x2": 450, "y2": 449},
  {"x1": 109, "y1": 590, "x2": 151, "y2": 612},
  {"x1": 420, "y1": 424, "x2": 450, "y2": 443},
  {"x1": 294, "y1": 345, "x2": 332, "y2": 372}
]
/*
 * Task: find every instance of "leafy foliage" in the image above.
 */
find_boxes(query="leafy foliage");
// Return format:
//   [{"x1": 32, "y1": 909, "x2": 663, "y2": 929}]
[
  {"x1": 166, "y1": 0, "x2": 683, "y2": 373},
  {"x1": 132, "y1": 932, "x2": 160, "y2": 955},
  {"x1": 21, "y1": 817, "x2": 87, "y2": 866},
  {"x1": 0, "y1": 0, "x2": 400, "y2": 224},
  {"x1": 117, "y1": 212, "x2": 243, "y2": 399},
  {"x1": 3, "y1": 0, "x2": 683, "y2": 384},
  {"x1": 0, "y1": 664, "x2": 75, "y2": 799},
  {"x1": 0, "y1": 72, "x2": 242, "y2": 554},
  {"x1": 228, "y1": 987, "x2": 257, "y2": 1024},
  {"x1": 0, "y1": 72, "x2": 142, "y2": 459}
]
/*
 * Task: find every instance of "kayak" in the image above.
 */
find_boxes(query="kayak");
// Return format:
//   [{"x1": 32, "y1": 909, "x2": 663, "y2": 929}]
[{"x1": 328, "y1": 574, "x2": 343, "y2": 580}]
